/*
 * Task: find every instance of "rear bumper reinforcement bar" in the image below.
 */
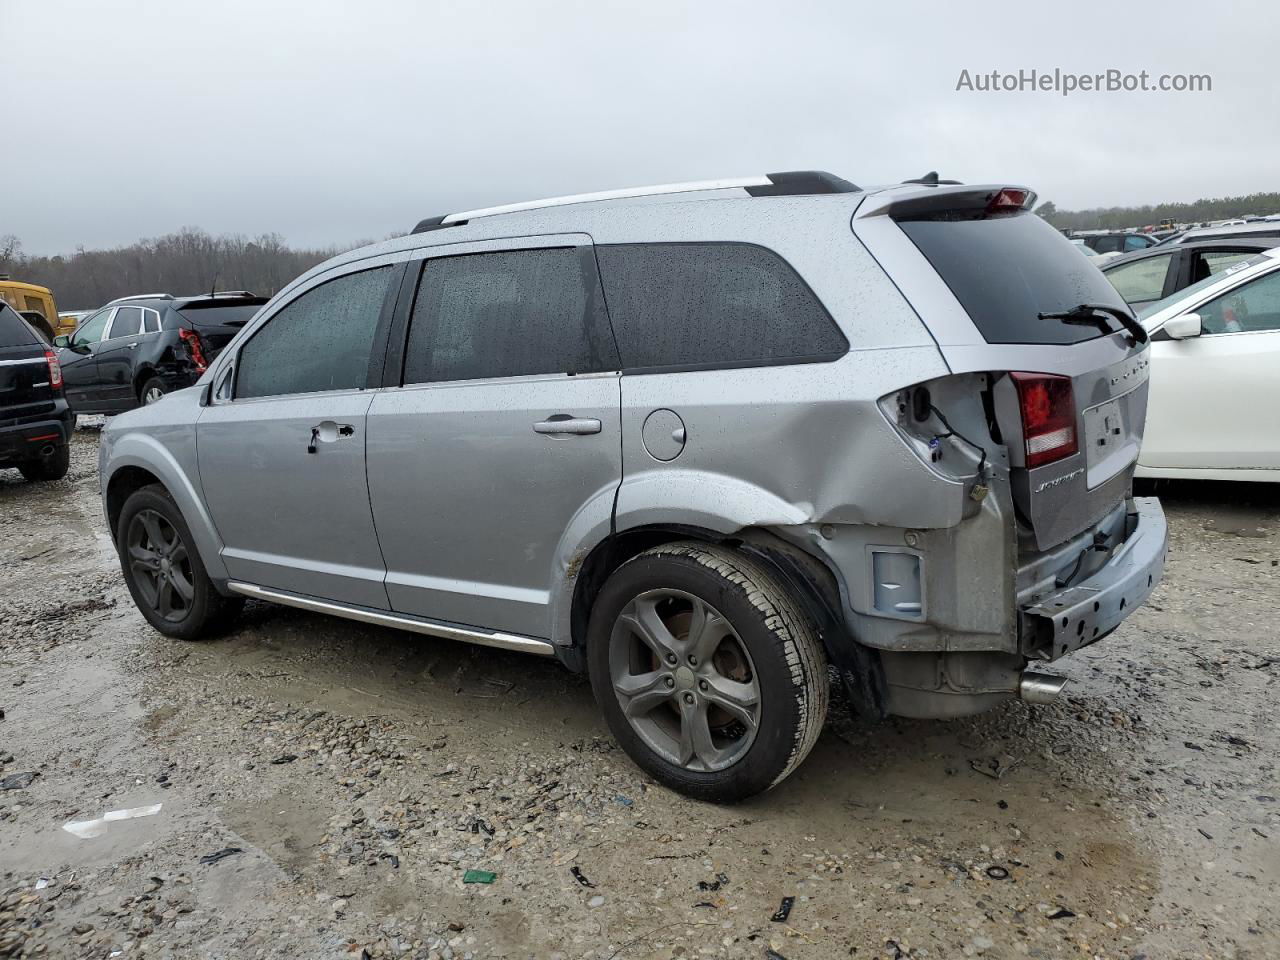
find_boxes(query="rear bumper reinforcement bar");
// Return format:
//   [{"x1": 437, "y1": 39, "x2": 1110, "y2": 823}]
[{"x1": 1022, "y1": 497, "x2": 1167, "y2": 660}]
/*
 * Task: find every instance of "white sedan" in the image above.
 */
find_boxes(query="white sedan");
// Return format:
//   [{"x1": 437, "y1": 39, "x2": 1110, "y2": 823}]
[{"x1": 1137, "y1": 248, "x2": 1280, "y2": 481}]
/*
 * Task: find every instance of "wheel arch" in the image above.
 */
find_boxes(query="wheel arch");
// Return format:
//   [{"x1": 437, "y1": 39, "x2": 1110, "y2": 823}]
[
  {"x1": 132, "y1": 364, "x2": 159, "y2": 400},
  {"x1": 562, "y1": 523, "x2": 884, "y2": 715},
  {"x1": 102, "y1": 434, "x2": 229, "y2": 583},
  {"x1": 105, "y1": 465, "x2": 163, "y2": 541}
]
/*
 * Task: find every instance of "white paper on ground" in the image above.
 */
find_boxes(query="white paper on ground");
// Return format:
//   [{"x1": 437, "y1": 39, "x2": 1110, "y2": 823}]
[{"x1": 62, "y1": 803, "x2": 163, "y2": 839}]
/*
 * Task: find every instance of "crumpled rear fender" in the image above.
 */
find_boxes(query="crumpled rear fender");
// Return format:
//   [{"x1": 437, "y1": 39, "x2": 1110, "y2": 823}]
[{"x1": 546, "y1": 471, "x2": 812, "y2": 646}]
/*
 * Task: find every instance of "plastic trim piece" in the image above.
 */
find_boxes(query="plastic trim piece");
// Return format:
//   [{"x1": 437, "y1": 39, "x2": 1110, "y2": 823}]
[{"x1": 743, "y1": 170, "x2": 860, "y2": 196}]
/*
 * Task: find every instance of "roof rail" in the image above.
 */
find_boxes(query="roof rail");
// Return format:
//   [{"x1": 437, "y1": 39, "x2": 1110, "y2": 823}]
[
  {"x1": 107, "y1": 293, "x2": 174, "y2": 304},
  {"x1": 412, "y1": 170, "x2": 860, "y2": 233}
]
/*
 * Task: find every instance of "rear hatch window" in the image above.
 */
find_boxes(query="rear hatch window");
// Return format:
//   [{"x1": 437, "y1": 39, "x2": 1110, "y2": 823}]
[
  {"x1": 0, "y1": 305, "x2": 53, "y2": 414},
  {"x1": 0, "y1": 304, "x2": 41, "y2": 348},
  {"x1": 899, "y1": 212, "x2": 1131, "y2": 344},
  {"x1": 174, "y1": 301, "x2": 265, "y2": 329}
]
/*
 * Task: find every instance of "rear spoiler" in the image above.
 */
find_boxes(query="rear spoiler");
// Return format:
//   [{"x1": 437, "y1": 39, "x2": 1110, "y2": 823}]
[
  {"x1": 856, "y1": 183, "x2": 1037, "y2": 221},
  {"x1": 177, "y1": 295, "x2": 268, "y2": 310}
]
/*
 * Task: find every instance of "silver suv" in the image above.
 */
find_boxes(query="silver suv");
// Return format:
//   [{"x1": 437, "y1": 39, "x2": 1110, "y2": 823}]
[{"x1": 99, "y1": 171, "x2": 1168, "y2": 801}]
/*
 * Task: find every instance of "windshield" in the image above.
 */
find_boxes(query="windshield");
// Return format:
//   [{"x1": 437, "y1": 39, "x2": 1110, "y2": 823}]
[
  {"x1": 899, "y1": 211, "x2": 1131, "y2": 344},
  {"x1": 1137, "y1": 254, "x2": 1270, "y2": 321}
]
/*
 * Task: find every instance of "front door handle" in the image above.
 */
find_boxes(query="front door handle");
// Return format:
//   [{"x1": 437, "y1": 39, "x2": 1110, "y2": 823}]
[
  {"x1": 127, "y1": 342, "x2": 138, "y2": 349},
  {"x1": 307, "y1": 421, "x2": 356, "y2": 453},
  {"x1": 533, "y1": 416, "x2": 602, "y2": 436}
]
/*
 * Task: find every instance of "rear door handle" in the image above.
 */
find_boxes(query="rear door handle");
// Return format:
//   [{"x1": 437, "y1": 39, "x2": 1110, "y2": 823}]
[{"x1": 533, "y1": 416, "x2": 602, "y2": 436}]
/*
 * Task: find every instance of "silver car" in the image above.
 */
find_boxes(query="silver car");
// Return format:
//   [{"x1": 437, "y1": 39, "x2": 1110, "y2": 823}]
[{"x1": 99, "y1": 171, "x2": 1168, "y2": 801}]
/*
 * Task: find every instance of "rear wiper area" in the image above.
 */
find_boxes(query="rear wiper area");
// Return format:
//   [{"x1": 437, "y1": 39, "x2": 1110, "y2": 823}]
[{"x1": 1038, "y1": 303, "x2": 1149, "y2": 345}]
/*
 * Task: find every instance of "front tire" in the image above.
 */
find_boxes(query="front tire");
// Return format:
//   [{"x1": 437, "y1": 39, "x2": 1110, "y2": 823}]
[
  {"x1": 117, "y1": 484, "x2": 242, "y2": 639},
  {"x1": 18, "y1": 444, "x2": 70, "y2": 482},
  {"x1": 587, "y1": 542, "x2": 829, "y2": 802}
]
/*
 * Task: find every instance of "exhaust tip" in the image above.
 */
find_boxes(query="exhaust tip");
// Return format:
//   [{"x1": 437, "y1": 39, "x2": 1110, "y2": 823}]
[
  {"x1": 1019, "y1": 671, "x2": 1068, "y2": 705},
  {"x1": 39, "y1": 444, "x2": 56, "y2": 457}
]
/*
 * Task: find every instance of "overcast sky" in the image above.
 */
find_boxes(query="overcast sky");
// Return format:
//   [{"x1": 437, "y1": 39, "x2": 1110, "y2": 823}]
[{"x1": 5, "y1": 0, "x2": 1277, "y2": 255}]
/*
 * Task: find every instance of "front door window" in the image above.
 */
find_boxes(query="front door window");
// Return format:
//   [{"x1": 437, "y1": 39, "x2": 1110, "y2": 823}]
[{"x1": 1197, "y1": 269, "x2": 1280, "y2": 334}]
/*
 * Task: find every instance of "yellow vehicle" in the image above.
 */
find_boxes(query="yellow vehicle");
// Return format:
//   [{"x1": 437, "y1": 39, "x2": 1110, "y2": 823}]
[{"x1": 0, "y1": 278, "x2": 71, "y2": 342}]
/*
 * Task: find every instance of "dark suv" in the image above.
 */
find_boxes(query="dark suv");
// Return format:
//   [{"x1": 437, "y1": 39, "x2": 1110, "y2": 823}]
[
  {"x1": 1079, "y1": 232, "x2": 1159, "y2": 254},
  {"x1": 0, "y1": 303, "x2": 73, "y2": 481},
  {"x1": 53, "y1": 292, "x2": 266, "y2": 413}
]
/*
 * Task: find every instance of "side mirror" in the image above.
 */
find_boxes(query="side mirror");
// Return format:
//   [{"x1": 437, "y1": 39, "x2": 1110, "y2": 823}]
[
  {"x1": 1164, "y1": 312, "x2": 1203, "y2": 340},
  {"x1": 52, "y1": 335, "x2": 71, "y2": 348}
]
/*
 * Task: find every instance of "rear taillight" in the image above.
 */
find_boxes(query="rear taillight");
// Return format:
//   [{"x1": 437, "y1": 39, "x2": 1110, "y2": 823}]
[
  {"x1": 179, "y1": 327, "x2": 208, "y2": 372},
  {"x1": 1010, "y1": 372, "x2": 1078, "y2": 469},
  {"x1": 44, "y1": 350, "x2": 63, "y2": 390}
]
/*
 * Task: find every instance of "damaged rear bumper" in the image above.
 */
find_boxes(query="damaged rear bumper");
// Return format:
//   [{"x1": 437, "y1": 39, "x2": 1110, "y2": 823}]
[
  {"x1": 822, "y1": 496, "x2": 1167, "y2": 720},
  {"x1": 1021, "y1": 497, "x2": 1167, "y2": 660}
]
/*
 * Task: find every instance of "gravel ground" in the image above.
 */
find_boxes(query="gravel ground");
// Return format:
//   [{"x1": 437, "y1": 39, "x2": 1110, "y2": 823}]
[{"x1": 1, "y1": 426, "x2": 1276, "y2": 960}]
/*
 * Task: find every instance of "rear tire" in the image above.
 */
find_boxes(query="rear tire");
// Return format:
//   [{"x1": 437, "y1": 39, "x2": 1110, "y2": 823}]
[
  {"x1": 587, "y1": 542, "x2": 829, "y2": 802},
  {"x1": 140, "y1": 376, "x2": 167, "y2": 406},
  {"x1": 117, "y1": 484, "x2": 242, "y2": 640},
  {"x1": 18, "y1": 444, "x2": 70, "y2": 482}
]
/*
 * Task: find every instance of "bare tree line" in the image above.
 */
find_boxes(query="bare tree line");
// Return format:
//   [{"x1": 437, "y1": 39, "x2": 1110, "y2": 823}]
[
  {"x1": 0, "y1": 228, "x2": 361, "y2": 310},
  {"x1": 1035, "y1": 191, "x2": 1280, "y2": 232}
]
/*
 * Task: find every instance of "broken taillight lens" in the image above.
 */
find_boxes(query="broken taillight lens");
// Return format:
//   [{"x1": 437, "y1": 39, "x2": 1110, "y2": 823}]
[
  {"x1": 179, "y1": 327, "x2": 208, "y2": 372},
  {"x1": 1010, "y1": 372, "x2": 1078, "y2": 469},
  {"x1": 44, "y1": 350, "x2": 63, "y2": 390}
]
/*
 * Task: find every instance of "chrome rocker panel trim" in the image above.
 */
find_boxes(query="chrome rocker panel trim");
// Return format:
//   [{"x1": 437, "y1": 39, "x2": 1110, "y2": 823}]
[{"x1": 226, "y1": 581, "x2": 556, "y2": 656}]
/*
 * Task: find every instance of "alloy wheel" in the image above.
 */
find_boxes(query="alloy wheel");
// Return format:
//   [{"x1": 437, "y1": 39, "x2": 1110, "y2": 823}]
[
  {"x1": 144, "y1": 386, "x2": 165, "y2": 404},
  {"x1": 126, "y1": 508, "x2": 194, "y2": 623},
  {"x1": 608, "y1": 589, "x2": 761, "y2": 772}
]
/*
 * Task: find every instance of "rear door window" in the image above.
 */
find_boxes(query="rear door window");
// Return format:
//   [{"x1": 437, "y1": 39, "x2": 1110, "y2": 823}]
[
  {"x1": 0, "y1": 303, "x2": 39, "y2": 347},
  {"x1": 108, "y1": 306, "x2": 143, "y2": 338},
  {"x1": 594, "y1": 242, "x2": 847, "y2": 371},
  {"x1": 236, "y1": 267, "x2": 393, "y2": 399},
  {"x1": 1105, "y1": 253, "x2": 1174, "y2": 304},
  {"x1": 403, "y1": 247, "x2": 618, "y2": 384},
  {"x1": 899, "y1": 212, "x2": 1133, "y2": 344},
  {"x1": 1189, "y1": 249, "x2": 1258, "y2": 284}
]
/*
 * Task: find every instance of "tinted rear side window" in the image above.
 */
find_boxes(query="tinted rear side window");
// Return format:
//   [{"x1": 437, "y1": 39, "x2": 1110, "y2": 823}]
[
  {"x1": 596, "y1": 243, "x2": 847, "y2": 370},
  {"x1": 899, "y1": 212, "x2": 1132, "y2": 345},
  {"x1": 0, "y1": 304, "x2": 39, "y2": 348},
  {"x1": 403, "y1": 247, "x2": 618, "y2": 384}
]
